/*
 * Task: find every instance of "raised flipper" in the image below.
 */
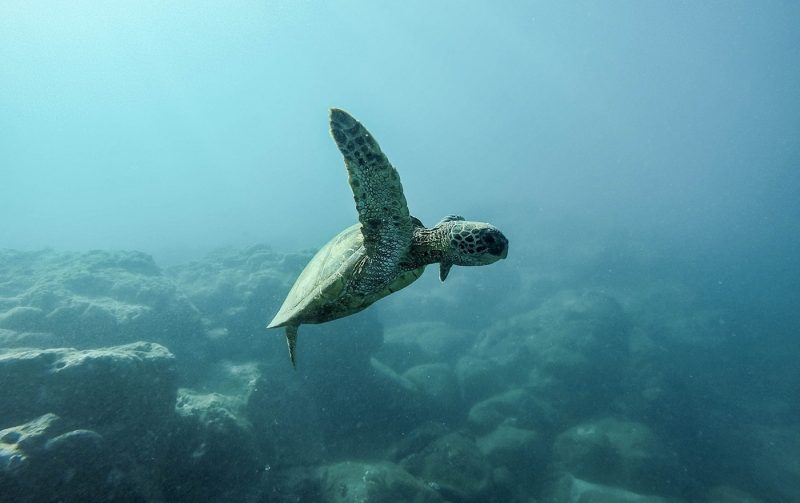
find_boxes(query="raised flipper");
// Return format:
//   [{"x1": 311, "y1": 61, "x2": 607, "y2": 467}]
[{"x1": 329, "y1": 109, "x2": 414, "y2": 291}]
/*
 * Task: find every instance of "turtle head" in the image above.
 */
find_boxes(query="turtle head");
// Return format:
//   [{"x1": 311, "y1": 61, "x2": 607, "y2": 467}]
[{"x1": 437, "y1": 216, "x2": 508, "y2": 267}]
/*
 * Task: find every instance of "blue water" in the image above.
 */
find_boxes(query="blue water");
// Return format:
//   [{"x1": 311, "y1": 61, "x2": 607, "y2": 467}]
[{"x1": 1, "y1": 2, "x2": 799, "y2": 502}]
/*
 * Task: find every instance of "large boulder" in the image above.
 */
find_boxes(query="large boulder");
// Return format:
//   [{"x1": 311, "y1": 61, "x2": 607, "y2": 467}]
[
  {"x1": 0, "y1": 342, "x2": 177, "y2": 431},
  {"x1": 0, "y1": 413, "x2": 145, "y2": 502},
  {"x1": 246, "y1": 367, "x2": 327, "y2": 467},
  {"x1": 704, "y1": 485, "x2": 764, "y2": 503},
  {"x1": 165, "y1": 245, "x2": 301, "y2": 361},
  {"x1": 455, "y1": 355, "x2": 507, "y2": 405},
  {"x1": 546, "y1": 473, "x2": 674, "y2": 503},
  {"x1": 0, "y1": 250, "x2": 205, "y2": 372},
  {"x1": 476, "y1": 423, "x2": 547, "y2": 499},
  {"x1": 318, "y1": 461, "x2": 443, "y2": 503},
  {"x1": 160, "y1": 390, "x2": 263, "y2": 503},
  {"x1": 467, "y1": 387, "x2": 558, "y2": 435},
  {"x1": 376, "y1": 321, "x2": 476, "y2": 372},
  {"x1": 401, "y1": 432, "x2": 493, "y2": 501},
  {"x1": 476, "y1": 423, "x2": 545, "y2": 475},
  {"x1": 472, "y1": 291, "x2": 629, "y2": 421},
  {"x1": 402, "y1": 363, "x2": 463, "y2": 421},
  {"x1": 0, "y1": 342, "x2": 178, "y2": 500},
  {"x1": 741, "y1": 426, "x2": 800, "y2": 502},
  {"x1": 552, "y1": 417, "x2": 683, "y2": 496},
  {"x1": 0, "y1": 328, "x2": 60, "y2": 348}
]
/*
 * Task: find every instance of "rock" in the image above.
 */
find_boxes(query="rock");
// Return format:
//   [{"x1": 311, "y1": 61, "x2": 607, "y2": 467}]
[
  {"x1": 199, "y1": 360, "x2": 261, "y2": 398},
  {"x1": 467, "y1": 388, "x2": 558, "y2": 435},
  {"x1": 0, "y1": 328, "x2": 62, "y2": 348},
  {"x1": 378, "y1": 261, "x2": 523, "y2": 332},
  {"x1": 390, "y1": 422, "x2": 450, "y2": 462},
  {"x1": 552, "y1": 417, "x2": 683, "y2": 496},
  {"x1": 455, "y1": 355, "x2": 506, "y2": 405},
  {"x1": 371, "y1": 357, "x2": 418, "y2": 394},
  {"x1": 246, "y1": 369, "x2": 327, "y2": 467},
  {"x1": 476, "y1": 424, "x2": 545, "y2": 478},
  {"x1": 265, "y1": 466, "x2": 326, "y2": 503},
  {"x1": 0, "y1": 413, "x2": 63, "y2": 464},
  {"x1": 402, "y1": 363, "x2": 462, "y2": 420},
  {"x1": 0, "y1": 250, "x2": 204, "y2": 369},
  {"x1": 257, "y1": 316, "x2": 393, "y2": 458},
  {"x1": 547, "y1": 473, "x2": 674, "y2": 503},
  {"x1": 705, "y1": 485, "x2": 764, "y2": 503},
  {"x1": 401, "y1": 432, "x2": 492, "y2": 501},
  {"x1": 0, "y1": 443, "x2": 25, "y2": 476},
  {"x1": 0, "y1": 342, "x2": 177, "y2": 431},
  {"x1": 262, "y1": 346, "x2": 442, "y2": 461},
  {"x1": 0, "y1": 307, "x2": 45, "y2": 331},
  {"x1": 166, "y1": 245, "x2": 303, "y2": 361},
  {"x1": 472, "y1": 291, "x2": 629, "y2": 420},
  {"x1": 297, "y1": 313, "x2": 384, "y2": 375},
  {"x1": 476, "y1": 423, "x2": 547, "y2": 499},
  {"x1": 160, "y1": 389, "x2": 263, "y2": 503},
  {"x1": 744, "y1": 426, "x2": 800, "y2": 502},
  {"x1": 44, "y1": 429, "x2": 105, "y2": 461},
  {"x1": 0, "y1": 414, "x2": 142, "y2": 503},
  {"x1": 248, "y1": 352, "x2": 431, "y2": 465},
  {"x1": 377, "y1": 321, "x2": 476, "y2": 371},
  {"x1": 318, "y1": 461, "x2": 443, "y2": 503}
]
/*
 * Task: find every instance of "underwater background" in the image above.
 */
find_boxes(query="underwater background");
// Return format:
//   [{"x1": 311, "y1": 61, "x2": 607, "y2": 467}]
[{"x1": 1, "y1": 2, "x2": 799, "y2": 502}]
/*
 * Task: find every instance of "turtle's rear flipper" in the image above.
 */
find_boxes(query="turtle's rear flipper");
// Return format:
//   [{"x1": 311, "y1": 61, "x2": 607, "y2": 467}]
[{"x1": 286, "y1": 325, "x2": 298, "y2": 369}]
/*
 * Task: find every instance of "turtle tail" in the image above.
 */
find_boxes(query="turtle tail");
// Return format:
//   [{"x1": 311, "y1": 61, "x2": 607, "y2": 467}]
[{"x1": 286, "y1": 325, "x2": 299, "y2": 369}]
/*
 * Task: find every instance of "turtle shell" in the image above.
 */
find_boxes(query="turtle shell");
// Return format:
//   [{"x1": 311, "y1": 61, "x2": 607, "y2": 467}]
[{"x1": 268, "y1": 223, "x2": 424, "y2": 328}]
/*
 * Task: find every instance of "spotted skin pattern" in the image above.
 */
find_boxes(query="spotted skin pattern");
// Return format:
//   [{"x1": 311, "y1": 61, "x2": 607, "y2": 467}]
[
  {"x1": 268, "y1": 109, "x2": 508, "y2": 368},
  {"x1": 329, "y1": 108, "x2": 414, "y2": 294}
]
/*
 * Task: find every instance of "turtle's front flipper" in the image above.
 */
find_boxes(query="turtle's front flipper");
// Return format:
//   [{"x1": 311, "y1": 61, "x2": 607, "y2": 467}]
[
  {"x1": 330, "y1": 109, "x2": 414, "y2": 291},
  {"x1": 286, "y1": 325, "x2": 298, "y2": 369}
]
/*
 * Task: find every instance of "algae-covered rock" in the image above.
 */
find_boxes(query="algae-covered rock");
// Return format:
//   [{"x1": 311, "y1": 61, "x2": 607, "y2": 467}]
[
  {"x1": 0, "y1": 307, "x2": 45, "y2": 332},
  {"x1": 705, "y1": 485, "x2": 764, "y2": 503},
  {"x1": 0, "y1": 328, "x2": 61, "y2": 348},
  {"x1": 166, "y1": 245, "x2": 303, "y2": 361},
  {"x1": 246, "y1": 369, "x2": 327, "y2": 467},
  {"x1": 377, "y1": 321, "x2": 476, "y2": 371},
  {"x1": 161, "y1": 389, "x2": 263, "y2": 503},
  {"x1": 552, "y1": 417, "x2": 683, "y2": 496},
  {"x1": 473, "y1": 291, "x2": 629, "y2": 420},
  {"x1": 265, "y1": 466, "x2": 326, "y2": 503},
  {"x1": 390, "y1": 421, "x2": 450, "y2": 462},
  {"x1": 475, "y1": 423, "x2": 547, "y2": 499},
  {"x1": 704, "y1": 485, "x2": 765, "y2": 503},
  {"x1": 547, "y1": 473, "x2": 674, "y2": 503},
  {"x1": 402, "y1": 363, "x2": 462, "y2": 420},
  {"x1": 467, "y1": 387, "x2": 558, "y2": 435},
  {"x1": 0, "y1": 413, "x2": 141, "y2": 503},
  {"x1": 455, "y1": 355, "x2": 506, "y2": 405},
  {"x1": 318, "y1": 461, "x2": 443, "y2": 503},
  {"x1": 744, "y1": 426, "x2": 800, "y2": 502},
  {"x1": 477, "y1": 424, "x2": 545, "y2": 475},
  {"x1": 0, "y1": 413, "x2": 63, "y2": 467},
  {"x1": 0, "y1": 342, "x2": 179, "y2": 501},
  {"x1": 0, "y1": 249, "x2": 204, "y2": 361},
  {"x1": 0, "y1": 342, "x2": 177, "y2": 430},
  {"x1": 401, "y1": 432, "x2": 492, "y2": 501}
]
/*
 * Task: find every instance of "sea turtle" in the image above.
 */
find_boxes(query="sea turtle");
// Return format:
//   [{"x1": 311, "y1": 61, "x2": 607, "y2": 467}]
[{"x1": 268, "y1": 108, "x2": 508, "y2": 367}]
